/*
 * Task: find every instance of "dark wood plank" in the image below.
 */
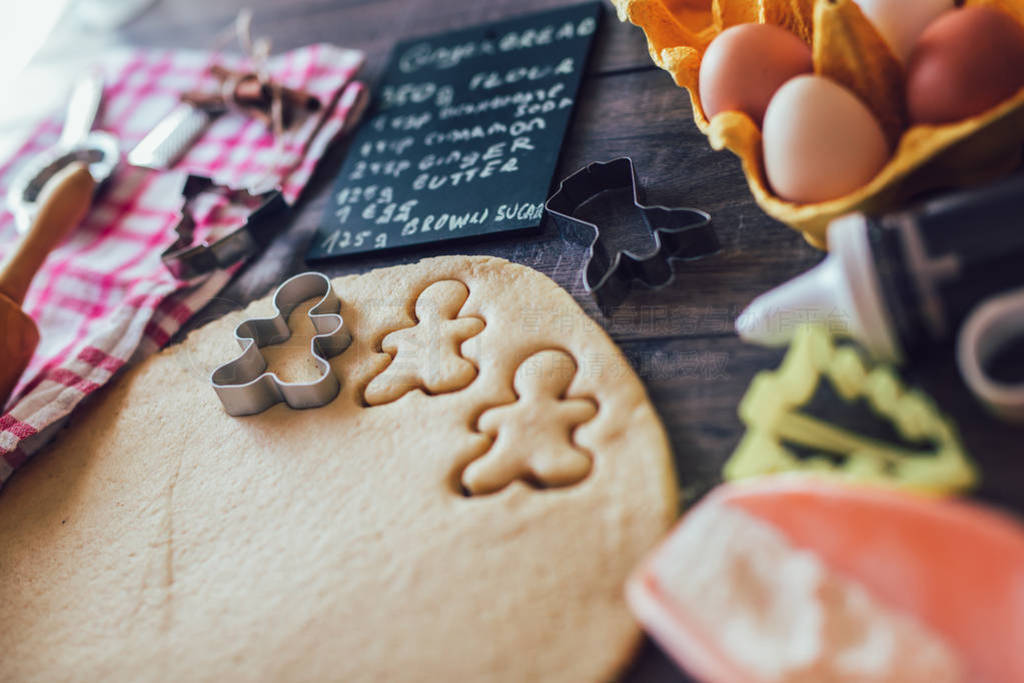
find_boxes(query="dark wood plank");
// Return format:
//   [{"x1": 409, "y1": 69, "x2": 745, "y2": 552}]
[{"x1": 117, "y1": 0, "x2": 655, "y2": 84}]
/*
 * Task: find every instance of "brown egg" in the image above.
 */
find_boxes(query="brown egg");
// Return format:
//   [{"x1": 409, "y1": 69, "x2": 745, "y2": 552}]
[
  {"x1": 907, "y1": 7, "x2": 1024, "y2": 125},
  {"x1": 698, "y1": 23, "x2": 812, "y2": 127},
  {"x1": 763, "y1": 76, "x2": 890, "y2": 204}
]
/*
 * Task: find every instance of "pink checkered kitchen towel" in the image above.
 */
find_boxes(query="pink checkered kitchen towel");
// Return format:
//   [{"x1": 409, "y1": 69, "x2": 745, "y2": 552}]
[{"x1": 0, "y1": 43, "x2": 368, "y2": 485}]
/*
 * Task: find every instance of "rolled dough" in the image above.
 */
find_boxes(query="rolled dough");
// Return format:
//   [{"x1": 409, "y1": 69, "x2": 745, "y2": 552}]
[{"x1": 0, "y1": 255, "x2": 677, "y2": 682}]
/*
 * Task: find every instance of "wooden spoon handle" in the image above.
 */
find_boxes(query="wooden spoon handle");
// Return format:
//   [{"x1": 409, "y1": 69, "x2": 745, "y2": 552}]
[{"x1": 0, "y1": 163, "x2": 95, "y2": 306}]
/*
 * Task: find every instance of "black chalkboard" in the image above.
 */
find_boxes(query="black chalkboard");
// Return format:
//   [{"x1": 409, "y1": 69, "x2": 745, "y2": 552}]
[{"x1": 307, "y1": 2, "x2": 602, "y2": 260}]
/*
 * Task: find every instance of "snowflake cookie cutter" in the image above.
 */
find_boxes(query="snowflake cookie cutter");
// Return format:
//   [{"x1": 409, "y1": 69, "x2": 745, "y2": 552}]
[
  {"x1": 210, "y1": 271, "x2": 352, "y2": 416},
  {"x1": 544, "y1": 157, "x2": 720, "y2": 314}
]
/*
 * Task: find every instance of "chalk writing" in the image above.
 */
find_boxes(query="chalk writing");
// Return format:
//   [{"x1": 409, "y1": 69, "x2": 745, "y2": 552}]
[
  {"x1": 310, "y1": 2, "x2": 601, "y2": 260},
  {"x1": 396, "y1": 15, "x2": 596, "y2": 73}
]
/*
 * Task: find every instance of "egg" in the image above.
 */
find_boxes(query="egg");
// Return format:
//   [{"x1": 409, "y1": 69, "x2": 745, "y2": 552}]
[
  {"x1": 854, "y1": 0, "x2": 954, "y2": 62},
  {"x1": 698, "y1": 23, "x2": 812, "y2": 127},
  {"x1": 763, "y1": 75, "x2": 889, "y2": 203},
  {"x1": 906, "y1": 7, "x2": 1024, "y2": 125}
]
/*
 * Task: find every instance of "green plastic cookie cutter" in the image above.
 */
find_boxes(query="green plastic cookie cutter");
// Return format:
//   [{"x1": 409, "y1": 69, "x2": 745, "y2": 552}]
[{"x1": 724, "y1": 324, "x2": 978, "y2": 495}]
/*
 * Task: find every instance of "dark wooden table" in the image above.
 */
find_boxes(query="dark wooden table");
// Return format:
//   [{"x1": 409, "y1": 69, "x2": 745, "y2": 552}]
[{"x1": 85, "y1": 0, "x2": 1024, "y2": 678}]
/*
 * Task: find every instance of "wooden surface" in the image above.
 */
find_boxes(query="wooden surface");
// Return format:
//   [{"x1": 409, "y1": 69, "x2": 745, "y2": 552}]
[{"x1": 45, "y1": 0, "x2": 1024, "y2": 679}]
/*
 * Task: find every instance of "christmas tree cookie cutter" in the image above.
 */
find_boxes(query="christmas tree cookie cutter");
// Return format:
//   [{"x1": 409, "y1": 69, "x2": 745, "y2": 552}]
[
  {"x1": 544, "y1": 157, "x2": 719, "y2": 314},
  {"x1": 210, "y1": 271, "x2": 352, "y2": 416},
  {"x1": 724, "y1": 324, "x2": 978, "y2": 495}
]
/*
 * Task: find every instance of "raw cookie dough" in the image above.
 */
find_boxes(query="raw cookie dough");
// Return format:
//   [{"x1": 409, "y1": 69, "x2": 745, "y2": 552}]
[{"x1": 0, "y1": 255, "x2": 677, "y2": 682}]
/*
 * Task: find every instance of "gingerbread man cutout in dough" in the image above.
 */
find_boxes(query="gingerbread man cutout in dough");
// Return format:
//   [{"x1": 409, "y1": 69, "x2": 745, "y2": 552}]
[
  {"x1": 364, "y1": 280, "x2": 485, "y2": 405},
  {"x1": 462, "y1": 350, "x2": 598, "y2": 495}
]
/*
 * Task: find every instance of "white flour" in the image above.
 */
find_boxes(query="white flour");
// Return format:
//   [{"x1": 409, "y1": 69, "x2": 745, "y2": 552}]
[{"x1": 653, "y1": 502, "x2": 965, "y2": 682}]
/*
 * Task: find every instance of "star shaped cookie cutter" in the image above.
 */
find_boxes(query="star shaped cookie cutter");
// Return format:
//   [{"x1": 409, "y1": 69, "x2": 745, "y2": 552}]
[
  {"x1": 545, "y1": 157, "x2": 719, "y2": 314},
  {"x1": 210, "y1": 271, "x2": 352, "y2": 416}
]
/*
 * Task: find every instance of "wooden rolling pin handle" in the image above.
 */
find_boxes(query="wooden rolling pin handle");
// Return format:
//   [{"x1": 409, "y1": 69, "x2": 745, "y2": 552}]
[{"x1": 0, "y1": 163, "x2": 95, "y2": 307}]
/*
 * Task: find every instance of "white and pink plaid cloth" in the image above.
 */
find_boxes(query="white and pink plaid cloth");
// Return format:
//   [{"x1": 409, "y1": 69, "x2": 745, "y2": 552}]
[{"x1": 0, "y1": 43, "x2": 367, "y2": 485}]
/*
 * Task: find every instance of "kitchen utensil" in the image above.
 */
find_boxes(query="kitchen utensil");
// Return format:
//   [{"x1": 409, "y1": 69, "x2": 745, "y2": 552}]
[
  {"x1": 128, "y1": 102, "x2": 216, "y2": 170},
  {"x1": 161, "y1": 174, "x2": 289, "y2": 281},
  {"x1": 0, "y1": 164, "x2": 96, "y2": 407},
  {"x1": 6, "y1": 71, "x2": 118, "y2": 233},
  {"x1": 544, "y1": 157, "x2": 719, "y2": 315},
  {"x1": 210, "y1": 272, "x2": 351, "y2": 416}
]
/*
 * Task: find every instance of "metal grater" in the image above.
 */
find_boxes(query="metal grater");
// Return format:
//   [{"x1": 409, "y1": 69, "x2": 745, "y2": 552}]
[{"x1": 128, "y1": 103, "x2": 216, "y2": 170}]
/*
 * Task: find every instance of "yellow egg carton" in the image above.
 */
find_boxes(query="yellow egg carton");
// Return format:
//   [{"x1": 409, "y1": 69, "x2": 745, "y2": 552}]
[{"x1": 613, "y1": 0, "x2": 1024, "y2": 248}]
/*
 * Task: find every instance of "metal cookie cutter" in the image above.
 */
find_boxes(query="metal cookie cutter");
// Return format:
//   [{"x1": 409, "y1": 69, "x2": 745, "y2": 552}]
[
  {"x1": 211, "y1": 272, "x2": 352, "y2": 416},
  {"x1": 545, "y1": 157, "x2": 719, "y2": 314},
  {"x1": 162, "y1": 174, "x2": 290, "y2": 281}
]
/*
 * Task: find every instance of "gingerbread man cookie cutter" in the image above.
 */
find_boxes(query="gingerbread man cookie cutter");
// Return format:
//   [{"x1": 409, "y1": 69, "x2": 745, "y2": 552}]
[
  {"x1": 545, "y1": 157, "x2": 719, "y2": 314},
  {"x1": 210, "y1": 271, "x2": 352, "y2": 416}
]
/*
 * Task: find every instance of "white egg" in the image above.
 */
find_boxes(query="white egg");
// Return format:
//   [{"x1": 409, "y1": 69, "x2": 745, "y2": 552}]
[
  {"x1": 855, "y1": 0, "x2": 955, "y2": 62},
  {"x1": 763, "y1": 75, "x2": 890, "y2": 204}
]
